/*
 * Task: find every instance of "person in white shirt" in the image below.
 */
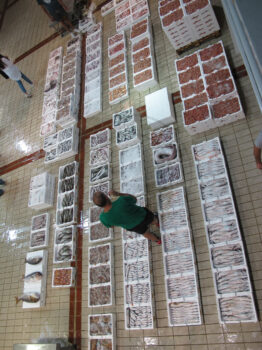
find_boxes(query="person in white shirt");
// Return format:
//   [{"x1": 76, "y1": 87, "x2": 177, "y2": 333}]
[{"x1": 0, "y1": 54, "x2": 33, "y2": 98}]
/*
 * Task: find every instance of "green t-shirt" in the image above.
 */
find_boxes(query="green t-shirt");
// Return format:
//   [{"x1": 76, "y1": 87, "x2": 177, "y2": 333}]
[{"x1": 100, "y1": 195, "x2": 146, "y2": 230}]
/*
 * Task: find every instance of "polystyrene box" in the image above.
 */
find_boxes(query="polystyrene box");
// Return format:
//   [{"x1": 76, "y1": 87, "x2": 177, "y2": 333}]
[{"x1": 145, "y1": 87, "x2": 176, "y2": 129}]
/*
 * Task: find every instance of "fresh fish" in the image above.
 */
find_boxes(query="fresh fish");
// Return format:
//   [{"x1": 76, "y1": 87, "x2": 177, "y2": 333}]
[
  {"x1": 23, "y1": 271, "x2": 42, "y2": 282},
  {"x1": 15, "y1": 292, "x2": 40, "y2": 304},
  {"x1": 25, "y1": 256, "x2": 42, "y2": 265},
  {"x1": 56, "y1": 228, "x2": 72, "y2": 244},
  {"x1": 57, "y1": 245, "x2": 72, "y2": 261}
]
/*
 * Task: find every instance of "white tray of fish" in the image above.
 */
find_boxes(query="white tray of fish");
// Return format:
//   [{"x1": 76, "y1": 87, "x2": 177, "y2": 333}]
[
  {"x1": 89, "y1": 243, "x2": 112, "y2": 266},
  {"x1": 116, "y1": 123, "x2": 141, "y2": 149},
  {"x1": 125, "y1": 282, "x2": 151, "y2": 305},
  {"x1": 125, "y1": 305, "x2": 153, "y2": 330},
  {"x1": 30, "y1": 229, "x2": 49, "y2": 250},
  {"x1": 121, "y1": 177, "x2": 145, "y2": 197},
  {"x1": 164, "y1": 251, "x2": 194, "y2": 276},
  {"x1": 31, "y1": 213, "x2": 50, "y2": 232},
  {"x1": 59, "y1": 161, "x2": 79, "y2": 180},
  {"x1": 124, "y1": 259, "x2": 150, "y2": 282},
  {"x1": 206, "y1": 219, "x2": 241, "y2": 245},
  {"x1": 56, "y1": 204, "x2": 77, "y2": 227},
  {"x1": 88, "y1": 313, "x2": 115, "y2": 350},
  {"x1": 122, "y1": 228, "x2": 144, "y2": 242},
  {"x1": 200, "y1": 177, "x2": 230, "y2": 201},
  {"x1": 89, "y1": 222, "x2": 113, "y2": 243},
  {"x1": 120, "y1": 160, "x2": 143, "y2": 182},
  {"x1": 159, "y1": 208, "x2": 188, "y2": 233},
  {"x1": 155, "y1": 162, "x2": 183, "y2": 188},
  {"x1": 203, "y1": 197, "x2": 235, "y2": 223},
  {"x1": 58, "y1": 175, "x2": 78, "y2": 194},
  {"x1": 43, "y1": 132, "x2": 58, "y2": 151},
  {"x1": 215, "y1": 268, "x2": 251, "y2": 295},
  {"x1": 52, "y1": 267, "x2": 76, "y2": 288},
  {"x1": 157, "y1": 187, "x2": 185, "y2": 212},
  {"x1": 89, "y1": 206, "x2": 103, "y2": 225},
  {"x1": 150, "y1": 124, "x2": 175, "y2": 148},
  {"x1": 90, "y1": 163, "x2": 111, "y2": 184},
  {"x1": 211, "y1": 242, "x2": 245, "y2": 269},
  {"x1": 168, "y1": 300, "x2": 201, "y2": 326},
  {"x1": 119, "y1": 143, "x2": 142, "y2": 166},
  {"x1": 89, "y1": 145, "x2": 111, "y2": 166},
  {"x1": 88, "y1": 284, "x2": 113, "y2": 307},
  {"x1": 53, "y1": 239, "x2": 76, "y2": 264},
  {"x1": 192, "y1": 137, "x2": 222, "y2": 162},
  {"x1": 123, "y1": 240, "x2": 149, "y2": 261},
  {"x1": 57, "y1": 190, "x2": 77, "y2": 210},
  {"x1": 89, "y1": 264, "x2": 112, "y2": 286},
  {"x1": 54, "y1": 225, "x2": 76, "y2": 245},
  {"x1": 18, "y1": 250, "x2": 48, "y2": 309},
  {"x1": 89, "y1": 181, "x2": 111, "y2": 203},
  {"x1": 113, "y1": 106, "x2": 139, "y2": 130},
  {"x1": 162, "y1": 229, "x2": 191, "y2": 253},
  {"x1": 153, "y1": 142, "x2": 179, "y2": 167},
  {"x1": 196, "y1": 156, "x2": 226, "y2": 180},
  {"x1": 90, "y1": 128, "x2": 111, "y2": 149}
]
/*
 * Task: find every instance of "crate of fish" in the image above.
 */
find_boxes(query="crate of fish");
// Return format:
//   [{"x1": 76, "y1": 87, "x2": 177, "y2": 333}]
[
  {"x1": 57, "y1": 190, "x2": 78, "y2": 210},
  {"x1": 203, "y1": 197, "x2": 235, "y2": 223},
  {"x1": 89, "y1": 222, "x2": 113, "y2": 243},
  {"x1": 196, "y1": 156, "x2": 226, "y2": 181},
  {"x1": 210, "y1": 242, "x2": 246, "y2": 270},
  {"x1": 90, "y1": 128, "x2": 111, "y2": 149},
  {"x1": 124, "y1": 281, "x2": 152, "y2": 305},
  {"x1": 206, "y1": 219, "x2": 241, "y2": 246},
  {"x1": 54, "y1": 225, "x2": 76, "y2": 246},
  {"x1": 52, "y1": 267, "x2": 76, "y2": 288},
  {"x1": 113, "y1": 106, "x2": 139, "y2": 130},
  {"x1": 53, "y1": 238, "x2": 76, "y2": 264},
  {"x1": 90, "y1": 163, "x2": 111, "y2": 184},
  {"x1": 152, "y1": 142, "x2": 179, "y2": 167},
  {"x1": 192, "y1": 137, "x2": 222, "y2": 162},
  {"x1": 89, "y1": 206, "x2": 103, "y2": 225},
  {"x1": 59, "y1": 161, "x2": 79, "y2": 180},
  {"x1": 124, "y1": 259, "x2": 150, "y2": 282},
  {"x1": 120, "y1": 176, "x2": 145, "y2": 197},
  {"x1": 122, "y1": 228, "x2": 144, "y2": 242},
  {"x1": 120, "y1": 160, "x2": 144, "y2": 183},
  {"x1": 89, "y1": 181, "x2": 111, "y2": 203},
  {"x1": 44, "y1": 146, "x2": 57, "y2": 164},
  {"x1": 88, "y1": 284, "x2": 113, "y2": 307},
  {"x1": 157, "y1": 187, "x2": 185, "y2": 212},
  {"x1": 168, "y1": 299, "x2": 201, "y2": 326},
  {"x1": 214, "y1": 268, "x2": 252, "y2": 296},
  {"x1": 89, "y1": 243, "x2": 112, "y2": 266},
  {"x1": 155, "y1": 162, "x2": 183, "y2": 188},
  {"x1": 30, "y1": 172, "x2": 55, "y2": 191},
  {"x1": 89, "y1": 145, "x2": 111, "y2": 166},
  {"x1": 199, "y1": 176, "x2": 230, "y2": 201},
  {"x1": 28, "y1": 173, "x2": 55, "y2": 210},
  {"x1": 150, "y1": 124, "x2": 175, "y2": 148},
  {"x1": 43, "y1": 132, "x2": 58, "y2": 151},
  {"x1": 125, "y1": 305, "x2": 153, "y2": 330},
  {"x1": 119, "y1": 142, "x2": 143, "y2": 166},
  {"x1": 30, "y1": 213, "x2": 50, "y2": 249},
  {"x1": 57, "y1": 132, "x2": 79, "y2": 159},
  {"x1": 123, "y1": 239, "x2": 149, "y2": 262},
  {"x1": 116, "y1": 123, "x2": 141, "y2": 148},
  {"x1": 17, "y1": 249, "x2": 48, "y2": 309},
  {"x1": 159, "y1": 207, "x2": 189, "y2": 233},
  {"x1": 58, "y1": 175, "x2": 78, "y2": 194},
  {"x1": 56, "y1": 203, "x2": 78, "y2": 227},
  {"x1": 88, "y1": 313, "x2": 115, "y2": 350}
]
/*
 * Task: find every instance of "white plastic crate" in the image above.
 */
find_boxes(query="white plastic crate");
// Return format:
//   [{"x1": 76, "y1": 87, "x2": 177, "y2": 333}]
[
  {"x1": 56, "y1": 203, "x2": 77, "y2": 227},
  {"x1": 58, "y1": 174, "x2": 78, "y2": 195},
  {"x1": 90, "y1": 128, "x2": 111, "y2": 149},
  {"x1": 90, "y1": 163, "x2": 111, "y2": 184},
  {"x1": 192, "y1": 137, "x2": 257, "y2": 323},
  {"x1": 116, "y1": 122, "x2": 141, "y2": 148},
  {"x1": 119, "y1": 142, "x2": 143, "y2": 165},
  {"x1": 30, "y1": 213, "x2": 50, "y2": 249},
  {"x1": 150, "y1": 124, "x2": 175, "y2": 148},
  {"x1": 101, "y1": 0, "x2": 115, "y2": 16},
  {"x1": 52, "y1": 267, "x2": 76, "y2": 288},
  {"x1": 89, "y1": 181, "x2": 111, "y2": 203},
  {"x1": 59, "y1": 161, "x2": 79, "y2": 180},
  {"x1": 53, "y1": 236, "x2": 76, "y2": 263},
  {"x1": 89, "y1": 222, "x2": 113, "y2": 243},
  {"x1": 88, "y1": 314, "x2": 115, "y2": 350},
  {"x1": 155, "y1": 162, "x2": 183, "y2": 188},
  {"x1": 22, "y1": 250, "x2": 48, "y2": 308},
  {"x1": 89, "y1": 145, "x2": 111, "y2": 166}
]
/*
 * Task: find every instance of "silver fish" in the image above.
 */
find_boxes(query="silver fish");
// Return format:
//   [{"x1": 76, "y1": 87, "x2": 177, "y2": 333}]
[
  {"x1": 15, "y1": 292, "x2": 40, "y2": 304},
  {"x1": 23, "y1": 271, "x2": 42, "y2": 282},
  {"x1": 25, "y1": 256, "x2": 42, "y2": 265}
]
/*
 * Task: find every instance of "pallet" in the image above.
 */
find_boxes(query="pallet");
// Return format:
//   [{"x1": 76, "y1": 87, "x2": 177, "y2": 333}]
[{"x1": 177, "y1": 30, "x2": 220, "y2": 55}]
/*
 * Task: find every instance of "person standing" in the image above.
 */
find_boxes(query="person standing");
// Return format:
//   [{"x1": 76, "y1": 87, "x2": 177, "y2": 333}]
[
  {"x1": 0, "y1": 55, "x2": 33, "y2": 98},
  {"x1": 93, "y1": 190, "x2": 162, "y2": 244}
]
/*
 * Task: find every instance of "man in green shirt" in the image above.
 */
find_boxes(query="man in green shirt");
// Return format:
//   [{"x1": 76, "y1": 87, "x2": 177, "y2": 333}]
[{"x1": 93, "y1": 189, "x2": 161, "y2": 244}]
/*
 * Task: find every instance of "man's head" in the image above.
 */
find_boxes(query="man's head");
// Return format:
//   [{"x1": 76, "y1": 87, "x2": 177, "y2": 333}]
[{"x1": 93, "y1": 191, "x2": 110, "y2": 207}]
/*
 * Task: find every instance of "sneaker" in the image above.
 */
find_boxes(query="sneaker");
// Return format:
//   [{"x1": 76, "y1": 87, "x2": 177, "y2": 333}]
[
  {"x1": 0, "y1": 189, "x2": 4, "y2": 196},
  {"x1": 0, "y1": 179, "x2": 5, "y2": 185},
  {"x1": 156, "y1": 239, "x2": 162, "y2": 245}
]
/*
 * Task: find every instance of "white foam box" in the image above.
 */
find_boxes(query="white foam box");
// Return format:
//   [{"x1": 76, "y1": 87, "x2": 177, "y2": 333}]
[
  {"x1": 119, "y1": 142, "x2": 143, "y2": 166},
  {"x1": 90, "y1": 128, "x2": 111, "y2": 149},
  {"x1": 22, "y1": 250, "x2": 48, "y2": 308},
  {"x1": 53, "y1": 236, "x2": 76, "y2": 263},
  {"x1": 43, "y1": 132, "x2": 58, "y2": 151},
  {"x1": 84, "y1": 99, "x2": 102, "y2": 118},
  {"x1": 57, "y1": 190, "x2": 78, "y2": 210},
  {"x1": 109, "y1": 82, "x2": 129, "y2": 105},
  {"x1": 90, "y1": 163, "x2": 111, "y2": 184},
  {"x1": 113, "y1": 106, "x2": 140, "y2": 130},
  {"x1": 89, "y1": 181, "x2": 111, "y2": 203},
  {"x1": 150, "y1": 124, "x2": 175, "y2": 148},
  {"x1": 89, "y1": 145, "x2": 111, "y2": 166},
  {"x1": 145, "y1": 87, "x2": 176, "y2": 129},
  {"x1": 108, "y1": 32, "x2": 126, "y2": 58},
  {"x1": 154, "y1": 162, "x2": 183, "y2": 188},
  {"x1": 182, "y1": 103, "x2": 214, "y2": 136},
  {"x1": 133, "y1": 63, "x2": 158, "y2": 92},
  {"x1": 152, "y1": 142, "x2": 179, "y2": 168},
  {"x1": 54, "y1": 225, "x2": 76, "y2": 245},
  {"x1": 58, "y1": 174, "x2": 78, "y2": 195},
  {"x1": 88, "y1": 314, "x2": 115, "y2": 350},
  {"x1": 44, "y1": 146, "x2": 57, "y2": 164},
  {"x1": 40, "y1": 121, "x2": 56, "y2": 138},
  {"x1": 59, "y1": 160, "x2": 79, "y2": 180},
  {"x1": 52, "y1": 267, "x2": 76, "y2": 288},
  {"x1": 116, "y1": 122, "x2": 141, "y2": 148}
]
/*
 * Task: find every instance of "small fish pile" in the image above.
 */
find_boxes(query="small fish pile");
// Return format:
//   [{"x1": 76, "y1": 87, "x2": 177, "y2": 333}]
[
  {"x1": 23, "y1": 271, "x2": 42, "y2": 283},
  {"x1": 90, "y1": 206, "x2": 103, "y2": 223},
  {"x1": 61, "y1": 192, "x2": 74, "y2": 207},
  {"x1": 169, "y1": 301, "x2": 200, "y2": 325},
  {"x1": 124, "y1": 261, "x2": 149, "y2": 282},
  {"x1": 32, "y1": 214, "x2": 47, "y2": 231},
  {"x1": 59, "y1": 208, "x2": 73, "y2": 224},
  {"x1": 151, "y1": 125, "x2": 174, "y2": 147},
  {"x1": 193, "y1": 138, "x2": 221, "y2": 161},
  {"x1": 126, "y1": 282, "x2": 150, "y2": 304},
  {"x1": 204, "y1": 198, "x2": 234, "y2": 222},
  {"x1": 197, "y1": 157, "x2": 225, "y2": 179},
  {"x1": 165, "y1": 252, "x2": 194, "y2": 275},
  {"x1": 89, "y1": 314, "x2": 112, "y2": 336},
  {"x1": 89, "y1": 285, "x2": 111, "y2": 306},
  {"x1": 153, "y1": 143, "x2": 177, "y2": 165},
  {"x1": 215, "y1": 269, "x2": 249, "y2": 294},
  {"x1": 61, "y1": 177, "x2": 75, "y2": 192},
  {"x1": 90, "y1": 223, "x2": 110, "y2": 241},
  {"x1": 89, "y1": 245, "x2": 110, "y2": 265},
  {"x1": 89, "y1": 265, "x2": 111, "y2": 284},
  {"x1": 211, "y1": 243, "x2": 244, "y2": 268},
  {"x1": 160, "y1": 208, "x2": 187, "y2": 231},
  {"x1": 158, "y1": 188, "x2": 184, "y2": 211},
  {"x1": 16, "y1": 292, "x2": 40, "y2": 304},
  {"x1": 117, "y1": 125, "x2": 137, "y2": 143},
  {"x1": 124, "y1": 240, "x2": 147, "y2": 260},
  {"x1": 61, "y1": 163, "x2": 75, "y2": 179},
  {"x1": 126, "y1": 306, "x2": 153, "y2": 329},
  {"x1": 31, "y1": 231, "x2": 45, "y2": 247},
  {"x1": 56, "y1": 244, "x2": 72, "y2": 262},
  {"x1": 90, "y1": 339, "x2": 112, "y2": 350},
  {"x1": 114, "y1": 108, "x2": 133, "y2": 127},
  {"x1": 207, "y1": 219, "x2": 239, "y2": 244},
  {"x1": 59, "y1": 127, "x2": 73, "y2": 141},
  {"x1": 56, "y1": 227, "x2": 73, "y2": 244},
  {"x1": 90, "y1": 129, "x2": 109, "y2": 148},
  {"x1": 163, "y1": 230, "x2": 190, "y2": 253},
  {"x1": 53, "y1": 268, "x2": 72, "y2": 286},
  {"x1": 57, "y1": 139, "x2": 72, "y2": 155},
  {"x1": 219, "y1": 295, "x2": 255, "y2": 322},
  {"x1": 90, "y1": 146, "x2": 110, "y2": 166},
  {"x1": 167, "y1": 275, "x2": 196, "y2": 299},
  {"x1": 90, "y1": 164, "x2": 109, "y2": 183},
  {"x1": 200, "y1": 177, "x2": 229, "y2": 200},
  {"x1": 156, "y1": 163, "x2": 181, "y2": 186}
]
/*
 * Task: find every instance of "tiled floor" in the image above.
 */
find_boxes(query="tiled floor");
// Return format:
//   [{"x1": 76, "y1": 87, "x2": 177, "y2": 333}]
[{"x1": 0, "y1": 0, "x2": 262, "y2": 349}]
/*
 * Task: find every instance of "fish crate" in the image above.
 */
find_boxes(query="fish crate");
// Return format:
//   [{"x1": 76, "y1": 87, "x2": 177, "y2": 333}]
[
  {"x1": 22, "y1": 249, "x2": 48, "y2": 308},
  {"x1": 109, "y1": 82, "x2": 129, "y2": 105},
  {"x1": 30, "y1": 213, "x2": 50, "y2": 250},
  {"x1": 28, "y1": 173, "x2": 55, "y2": 210},
  {"x1": 108, "y1": 32, "x2": 126, "y2": 58},
  {"x1": 192, "y1": 137, "x2": 257, "y2": 323},
  {"x1": 58, "y1": 174, "x2": 78, "y2": 194},
  {"x1": 89, "y1": 206, "x2": 103, "y2": 225},
  {"x1": 150, "y1": 124, "x2": 175, "y2": 148},
  {"x1": 89, "y1": 180, "x2": 111, "y2": 203},
  {"x1": 90, "y1": 163, "x2": 111, "y2": 184},
  {"x1": 88, "y1": 313, "x2": 115, "y2": 350},
  {"x1": 120, "y1": 159, "x2": 144, "y2": 183},
  {"x1": 152, "y1": 142, "x2": 179, "y2": 168},
  {"x1": 54, "y1": 225, "x2": 76, "y2": 246},
  {"x1": 120, "y1": 176, "x2": 145, "y2": 197},
  {"x1": 56, "y1": 129, "x2": 79, "y2": 159},
  {"x1": 44, "y1": 145, "x2": 57, "y2": 164},
  {"x1": 53, "y1": 237, "x2": 76, "y2": 264},
  {"x1": 133, "y1": 65, "x2": 158, "y2": 92},
  {"x1": 195, "y1": 156, "x2": 226, "y2": 182},
  {"x1": 90, "y1": 128, "x2": 111, "y2": 149},
  {"x1": 122, "y1": 228, "x2": 145, "y2": 242},
  {"x1": 89, "y1": 145, "x2": 111, "y2": 167},
  {"x1": 89, "y1": 222, "x2": 113, "y2": 243},
  {"x1": 122, "y1": 238, "x2": 149, "y2": 263},
  {"x1": 155, "y1": 162, "x2": 183, "y2": 188},
  {"x1": 119, "y1": 142, "x2": 143, "y2": 166},
  {"x1": 43, "y1": 132, "x2": 58, "y2": 151},
  {"x1": 116, "y1": 122, "x2": 141, "y2": 149},
  {"x1": 125, "y1": 304, "x2": 154, "y2": 330},
  {"x1": 112, "y1": 106, "x2": 140, "y2": 130},
  {"x1": 57, "y1": 190, "x2": 78, "y2": 211},
  {"x1": 156, "y1": 187, "x2": 186, "y2": 212},
  {"x1": 56, "y1": 203, "x2": 78, "y2": 227},
  {"x1": 89, "y1": 243, "x2": 112, "y2": 266},
  {"x1": 52, "y1": 267, "x2": 76, "y2": 288},
  {"x1": 59, "y1": 161, "x2": 79, "y2": 180}
]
